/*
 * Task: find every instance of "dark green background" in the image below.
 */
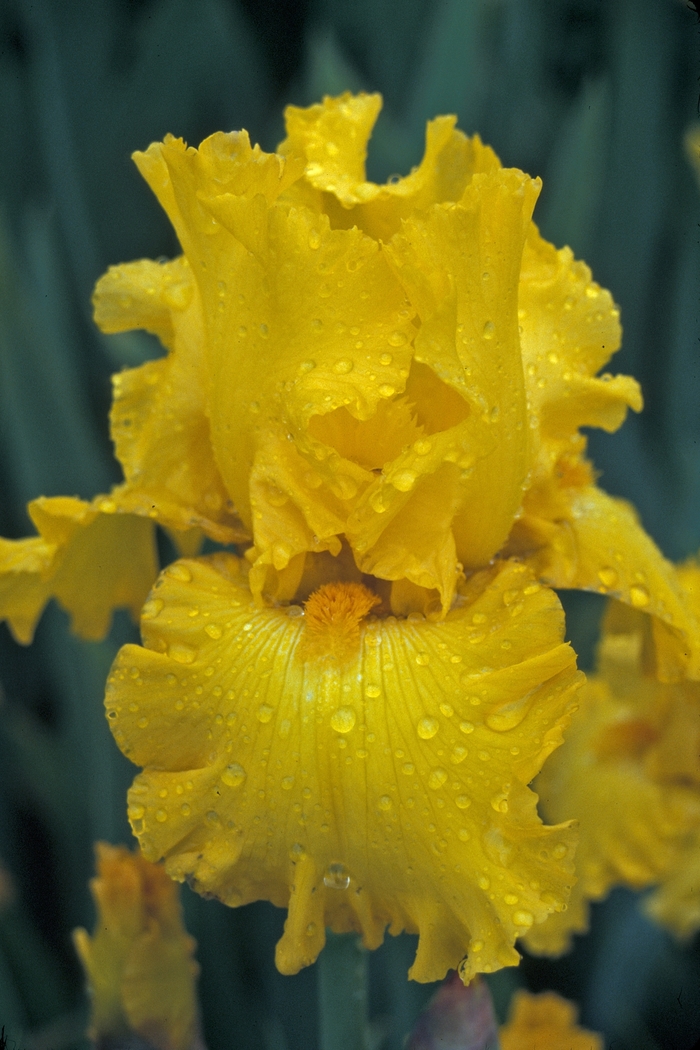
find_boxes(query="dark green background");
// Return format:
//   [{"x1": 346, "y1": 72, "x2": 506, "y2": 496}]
[{"x1": 0, "y1": 1, "x2": 699, "y2": 1047}]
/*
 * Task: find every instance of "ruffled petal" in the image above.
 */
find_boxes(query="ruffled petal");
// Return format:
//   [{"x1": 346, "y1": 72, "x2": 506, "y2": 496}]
[
  {"x1": 500, "y1": 991, "x2": 603, "y2": 1050},
  {"x1": 279, "y1": 92, "x2": 501, "y2": 240},
  {"x1": 106, "y1": 556, "x2": 581, "y2": 983},
  {"x1": 93, "y1": 257, "x2": 246, "y2": 545},
  {"x1": 385, "y1": 170, "x2": 540, "y2": 571},
  {"x1": 519, "y1": 225, "x2": 641, "y2": 482},
  {"x1": 511, "y1": 480, "x2": 700, "y2": 680},
  {"x1": 0, "y1": 496, "x2": 157, "y2": 642}
]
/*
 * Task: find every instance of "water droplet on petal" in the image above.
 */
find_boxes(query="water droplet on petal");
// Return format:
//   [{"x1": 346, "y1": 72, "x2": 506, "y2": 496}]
[
  {"x1": 392, "y1": 470, "x2": 416, "y2": 492},
  {"x1": 221, "y1": 763, "x2": 246, "y2": 788},
  {"x1": 257, "y1": 704, "x2": 274, "y2": 723},
  {"x1": 630, "y1": 583, "x2": 650, "y2": 608},
  {"x1": 167, "y1": 563, "x2": 192, "y2": 582},
  {"x1": 205, "y1": 623, "x2": 223, "y2": 639},
  {"x1": 331, "y1": 707, "x2": 356, "y2": 734},
  {"x1": 597, "y1": 566, "x2": 618, "y2": 589},
  {"x1": 455, "y1": 795, "x2": 471, "y2": 810},
  {"x1": 365, "y1": 684, "x2": 381, "y2": 698},
  {"x1": 333, "y1": 358, "x2": 354, "y2": 374},
  {"x1": 378, "y1": 384, "x2": 395, "y2": 397},
  {"x1": 513, "y1": 910, "x2": 534, "y2": 928},
  {"x1": 169, "y1": 643, "x2": 196, "y2": 664},
  {"x1": 415, "y1": 652, "x2": 430, "y2": 666},
  {"x1": 142, "y1": 598, "x2": 163, "y2": 619},
  {"x1": 428, "y1": 767, "x2": 448, "y2": 790},
  {"x1": 482, "y1": 321, "x2": 495, "y2": 339},
  {"x1": 417, "y1": 717, "x2": 439, "y2": 740},
  {"x1": 485, "y1": 693, "x2": 534, "y2": 732},
  {"x1": 324, "y1": 863, "x2": 350, "y2": 890},
  {"x1": 155, "y1": 809, "x2": 168, "y2": 823},
  {"x1": 378, "y1": 795, "x2": 393, "y2": 811}
]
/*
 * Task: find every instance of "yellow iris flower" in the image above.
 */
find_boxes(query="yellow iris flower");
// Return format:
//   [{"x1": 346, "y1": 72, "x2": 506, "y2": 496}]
[
  {"x1": 73, "y1": 843, "x2": 200, "y2": 1050},
  {"x1": 500, "y1": 990, "x2": 603, "y2": 1050},
  {"x1": 1, "y1": 92, "x2": 696, "y2": 983},
  {"x1": 526, "y1": 562, "x2": 700, "y2": 956}
]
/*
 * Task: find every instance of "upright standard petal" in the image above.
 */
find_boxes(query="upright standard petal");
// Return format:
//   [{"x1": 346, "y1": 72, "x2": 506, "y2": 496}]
[{"x1": 106, "y1": 555, "x2": 581, "y2": 983}]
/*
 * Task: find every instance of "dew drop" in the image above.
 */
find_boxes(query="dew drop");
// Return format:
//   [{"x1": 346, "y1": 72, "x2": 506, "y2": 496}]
[
  {"x1": 597, "y1": 566, "x2": 618, "y2": 589},
  {"x1": 281, "y1": 776, "x2": 294, "y2": 791},
  {"x1": 415, "y1": 652, "x2": 430, "y2": 667},
  {"x1": 324, "y1": 863, "x2": 350, "y2": 890},
  {"x1": 380, "y1": 352, "x2": 393, "y2": 365},
  {"x1": 142, "y1": 598, "x2": 163, "y2": 619},
  {"x1": 392, "y1": 469, "x2": 416, "y2": 492},
  {"x1": 167, "y1": 563, "x2": 192, "y2": 582},
  {"x1": 180, "y1": 803, "x2": 191, "y2": 816},
  {"x1": 428, "y1": 767, "x2": 448, "y2": 790},
  {"x1": 331, "y1": 707, "x2": 356, "y2": 734},
  {"x1": 402, "y1": 762, "x2": 415, "y2": 775},
  {"x1": 378, "y1": 384, "x2": 395, "y2": 397},
  {"x1": 388, "y1": 330, "x2": 407, "y2": 347},
  {"x1": 417, "y1": 716, "x2": 439, "y2": 740},
  {"x1": 458, "y1": 828, "x2": 470, "y2": 841},
  {"x1": 221, "y1": 763, "x2": 246, "y2": 788},
  {"x1": 129, "y1": 804, "x2": 145, "y2": 820},
  {"x1": 169, "y1": 643, "x2": 196, "y2": 664},
  {"x1": 308, "y1": 230, "x2": 321, "y2": 249},
  {"x1": 333, "y1": 358, "x2": 354, "y2": 374},
  {"x1": 513, "y1": 910, "x2": 534, "y2": 928},
  {"x1": 439, "y1": 703, "x2": 454, "y2": 718},
  {"x1": 459, "y1": 721, "x2": 475, "y2": 735},
  {"x1": 279, "y1": 719, "x2": 291, "y2": 738},
  {"x1": 378, "y1": 795, "x2": 393, "y2": 811},
  {"x1": 630, "y1": 583, "x2": 650, "y2": 608},
  {"x1": 205, "y1": 623, "x2": 223, "y2": 639},
  {"x1": 485, "y1": 694, "x2": 534, "y2": 732},
  {"x1": 413, "y1": 438, "x2": 432, "y2": 455},
  {"x1": 257, "y1": 704, "x2": 274, "y2": 723},
  {"x1": 155, "y1": 809, "x2": 168, "y2": 823},
  {"x1": 299, "y1": 360, "x2": 316, "y2": 373},
  {"x1": 365, "y1": 684, "x2": 381, "y2": 698},
  {"x1": 552, "y1": 842, "x2": 568, "y2": 859},
  {"x1": 455, "y1": 795, "x2": 471, "y2": 810},
  {"x1": 482, "y1": 321, "x2": 495, "y2": 339}
]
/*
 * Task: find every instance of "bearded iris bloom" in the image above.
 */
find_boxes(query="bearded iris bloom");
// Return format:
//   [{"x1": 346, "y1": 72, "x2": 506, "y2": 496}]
[{"x1": 1, "y1": 93, "x2": 697, "y2": 984}]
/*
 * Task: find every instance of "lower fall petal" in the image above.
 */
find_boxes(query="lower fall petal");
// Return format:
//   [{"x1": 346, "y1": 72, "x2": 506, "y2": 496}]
[{"x1": 105, "y1": 553, "x2": 582, "y2": 983}]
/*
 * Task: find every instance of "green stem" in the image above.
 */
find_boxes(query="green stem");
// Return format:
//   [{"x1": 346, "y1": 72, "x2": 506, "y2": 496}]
[{"x1": 318, "y1": 932, "x2": 370, "y2": 1050}]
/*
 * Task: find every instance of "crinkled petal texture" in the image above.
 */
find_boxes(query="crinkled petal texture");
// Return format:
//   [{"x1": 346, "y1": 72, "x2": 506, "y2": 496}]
[
  {"x1": 525, "y1": 596, "x2": 700, "y2": 956},
  {"x1": 94, "y1": 255, "x2": 246, "y2": 546},
  {"x1": 73, "y1": 843, "x2": 199, "y2": 1050},
  {"x1": 0, "y1": 497, "x2": 157, "y2": 643},
  {"x1": 500, "y1": 991, "x2": 603, "y2": 1050},
  {"x1": 106, "y1": 555, "x2": 581, "y2": 983},
  {"x1": 117, "y1": 92, "x2": 642, "y2": 615}
]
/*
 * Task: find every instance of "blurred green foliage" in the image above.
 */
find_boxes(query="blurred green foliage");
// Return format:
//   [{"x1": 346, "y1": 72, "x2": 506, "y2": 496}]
[{"x1": 0, "y1": 1, "x2": 699, "y2": 1048}]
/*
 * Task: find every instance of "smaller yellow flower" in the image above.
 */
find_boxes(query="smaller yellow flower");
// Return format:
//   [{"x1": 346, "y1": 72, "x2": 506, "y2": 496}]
[
  {"x1": 73, "y1": 842, "x2": 200, "y2": 1050},
  {"x1": 524, "y1": 570, "x2": 700, "y2": 956},
  {"x1": 500, "y1": 990, "x2": 603, "y2": 1050}
]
